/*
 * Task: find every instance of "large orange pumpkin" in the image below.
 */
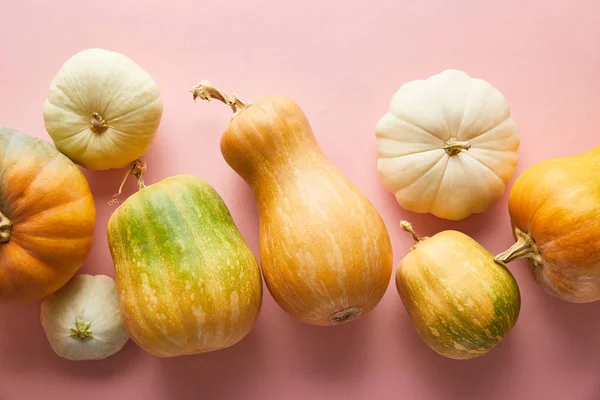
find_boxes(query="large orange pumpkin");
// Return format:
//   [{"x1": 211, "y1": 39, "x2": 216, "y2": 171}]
[
  {"x1": 495, "y1": 147, "x2": 600, "y2": 303},
  {"x1": 0, "y1": 127, "x2": 96, "y2": 302},
  {"x1": 191, "y1": 82, "x2": 393, "y2": 326}
]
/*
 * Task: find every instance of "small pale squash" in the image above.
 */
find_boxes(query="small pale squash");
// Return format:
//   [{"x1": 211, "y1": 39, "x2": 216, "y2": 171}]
[
  {"x1": 0, "y1": 127, "x2": 96, "y2": 302},
  {"x1": 191, "y1": 81, "x2": 393, "y2": 326},
  {"x1": 495, "y1": 147, "x2": 600, "y2": 303},
  {"x1": 108, "y1": 169, "x2": 262, "y2": 357},
  {"x1": 40, "y1": 274, "x2": 129, "y2": 361},
  {"x1": 397, "y1": 221, "x2": 520, "y2": 360},
  {"x1": 43, "y1": 48, "x2": 163, "y2": 170},
  {"x1": 376, "y1": 69, "x2": 520, "y2": 220}
]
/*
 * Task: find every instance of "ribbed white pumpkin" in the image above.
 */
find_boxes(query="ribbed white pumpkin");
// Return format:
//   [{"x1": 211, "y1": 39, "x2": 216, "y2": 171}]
[
  {"x1": 43, "y1": 48, "x2": 163, "y2": 170},
  {"x1": 40, "y1": 274, "x2": 129, "y2": 361},
  {"x1": 376, "y1": 69, "x2": 519, "y2": 220}
]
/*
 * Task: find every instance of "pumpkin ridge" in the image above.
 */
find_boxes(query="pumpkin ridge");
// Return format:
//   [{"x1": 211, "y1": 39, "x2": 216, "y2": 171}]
[
  {"x1": 390, "y1": 114, "x2": 448, "y2": 143},
  {"x1": 462, "y1": 151, "x2": 505, "y2": 182},
  {"x1": 391, "y1": 151, "x2": 447, "y2": 195},
  {"x1": 11, "y1": 193, "x2": 86, "y2": 222},
  {"x1": 107, "y1": 92, "x2": 162, "y2": 122},
  {"x1": 4, "y1": 152, "x2": 65, "y2": 220},
  {"x1": 453, "y1": 80, "x2": 473, "y2": 136},
  {"x1": 459, "y1": 116, "x2": 512, "y2": 142},
  {"x1": 377, "y1": 147, "x2": 441, "y2": 160},
  {"x1": 429, "y1": 156, "x2": 451, "y2": 212},
  {"x1": 46, "y1": 83, "x2": 85, "y2": 115}
]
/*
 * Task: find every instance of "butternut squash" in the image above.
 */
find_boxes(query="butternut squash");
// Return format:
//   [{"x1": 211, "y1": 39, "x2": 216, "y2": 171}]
[{"x1": 190, "y1": 81, "x2": 393, "y2": 326}]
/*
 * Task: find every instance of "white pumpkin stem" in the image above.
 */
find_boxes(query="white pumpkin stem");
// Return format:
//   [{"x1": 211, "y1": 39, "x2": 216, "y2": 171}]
[
  {"x1": 400, "y1": 220, "x2": 422, "y2": 243},
  {"x1": 443, "y1": 138, "x2": 471, "y2": 156},
  {"x1": 0, "y1": 210, "x2": 11, "y2": 243},
  {"x1": 90, "y1": 112, "x2": 108, "y2": 133},
  {"x1": 494, "y1": 227, "x2": 543, "y2": 266},
  {"x1": 190, "y1": 80, "x2": 250, "y2": 116},
  {"x1": 110, "y1": 160, "x2": 147, "y2": 205}
]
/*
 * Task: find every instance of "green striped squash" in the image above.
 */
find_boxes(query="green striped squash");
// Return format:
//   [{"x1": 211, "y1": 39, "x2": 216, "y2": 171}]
[
  {"x1": 396, "y1": 223, "x2": 520, "y2": 360},
  {"x1": 108, "y1": 174, "x2": 262, "y2": 357}
]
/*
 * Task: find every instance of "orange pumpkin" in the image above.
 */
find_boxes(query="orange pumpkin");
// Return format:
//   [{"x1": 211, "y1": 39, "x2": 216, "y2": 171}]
[
  {"x1": 495, "y1": 147, "x2": 600, "y2": 302},
  {"x1": 0, "y1": 127, "x2": 96, "y2": 302},
  {"x1": 191, "y1": 82, "x2": 393, "y2": 326}
]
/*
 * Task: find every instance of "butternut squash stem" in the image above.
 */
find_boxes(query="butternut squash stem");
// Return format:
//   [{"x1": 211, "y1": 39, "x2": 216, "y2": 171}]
[
  {"x1": 0, "y1": 210, "x2": 11, "y2": 243},
  {"x1": 110, "y1": 160, "x2": 147, "y2": 205},
  {"x1": 494, "y1": 227, "x2": 543, "y2": 266},
  {"x1": 189, "y1": 80, "x2": 250, "y2": 115},
  {"x1": 400, "y1": 220, "x2": 421, "y2": 243}
]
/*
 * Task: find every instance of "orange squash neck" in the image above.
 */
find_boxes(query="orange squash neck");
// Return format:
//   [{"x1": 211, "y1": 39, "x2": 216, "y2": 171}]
[{"x1": 0, "y1": 209, "x2": 11, "y2": 243}]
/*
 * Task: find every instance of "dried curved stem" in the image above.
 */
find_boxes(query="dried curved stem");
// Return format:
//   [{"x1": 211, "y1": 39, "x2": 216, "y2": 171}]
[
  {"x1": 189, "y1": 80, "x2": 249, "y2": 115},
  {"x1": 110, "y1": 160, "x2": 147, "y2": 205}
]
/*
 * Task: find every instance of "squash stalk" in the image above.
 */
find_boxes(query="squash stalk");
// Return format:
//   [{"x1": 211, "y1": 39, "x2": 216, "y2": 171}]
[
  {"x1": 190, "y1": 80, "x2": 250, "y2": 117},
  {"x1": 494, "y1": 227, "x2": 543, "y2": 266},
  {"x1": 90, "y1": 112, "x2": 108, "y2": 133},
  {"x1": 443, "y1": 138, "x2": 471, "y2": 156},
  {"x1": 0, "y1": 210, "x2": 11, "y2": 243},
  {"x1": 400, "y1": 220, "x2": 430, "y2": 245},
  {"x1": 110, "y1": 160, "x2": 147, "y2": 205}
]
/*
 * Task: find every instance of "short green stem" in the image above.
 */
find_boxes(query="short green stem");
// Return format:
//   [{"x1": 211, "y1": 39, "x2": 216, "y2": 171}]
[
  {"x1": 70, "y1": 319, "x2": 93, "y2": 341},
  {"x1": 444, "y1": 138, "x2": 471, "y2": 156},
  {"x1": 495, "y1": 227, "x2": 543, "y2": 266},
  {"x1": 0, "y1": 210, "x2": 11, "y2": 243}
]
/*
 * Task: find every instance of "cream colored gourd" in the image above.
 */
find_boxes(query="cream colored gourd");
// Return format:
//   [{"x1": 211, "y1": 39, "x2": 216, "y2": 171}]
[
  {"x1": 40, "y1": 274, "x2": 129, "y2": 361},
  {"x1": 43, "y1": 48, "x2": 163, "y2": 170},
  {"x1": 376, "y1": 69, "x2": 519, "y2": 220}
]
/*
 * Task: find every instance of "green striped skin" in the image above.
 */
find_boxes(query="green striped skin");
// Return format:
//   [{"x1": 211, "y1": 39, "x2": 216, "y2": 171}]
[
  {"x1": 396, "y1": 231, "x2": 520, "y2": 360},
  {"x1": 108, "y1": 175, "x2": 262, "y2": 357}
]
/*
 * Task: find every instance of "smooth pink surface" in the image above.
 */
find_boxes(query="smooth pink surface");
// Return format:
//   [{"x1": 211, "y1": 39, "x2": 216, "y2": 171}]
[{"x1": 1, "y1": 1, "x2": 600, "y2": 399}]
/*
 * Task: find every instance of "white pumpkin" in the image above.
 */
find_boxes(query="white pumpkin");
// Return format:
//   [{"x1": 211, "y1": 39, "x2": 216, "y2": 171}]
[
  {"x1": 376, "y1": 69, "x2": 519, "y2": 220},
  {"x1": 43, "y1": 48, "x2": 163, "y2": 170},
  {"x1": 40, "y1": 274, "x2": 129, "y2": 361}
]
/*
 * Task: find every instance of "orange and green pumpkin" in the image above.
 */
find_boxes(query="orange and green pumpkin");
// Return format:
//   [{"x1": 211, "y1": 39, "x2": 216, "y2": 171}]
[
  {"x1": 0, "y1": 127, "x2": 96, "y2": 302},
  {"x1": 396, "y1": 222, "x2": 520, "y2": 359},
  {"x1": 108, "y1": 173, "x2": 262, "y2": 357}
]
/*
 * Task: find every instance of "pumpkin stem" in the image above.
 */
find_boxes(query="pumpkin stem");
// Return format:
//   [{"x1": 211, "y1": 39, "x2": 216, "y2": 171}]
[
  {"x1": 443, "y1": 138, "x2": 471, "y2": 156},
  {"x1": 110, "y1": 160, "x2": 147, "y2": 205},
  {"x1": 0, "y1": 210, "x2": 11, "y2": 243},
  {"x1": 494, "y1": 227, "x2": 543, "y2": 266},
  {"x1": 70, "y1": 319, "x2": 93, "y2": 341},
  {"x1": 90, "y1": 112, "x2": 108, "y2": 133},
  {"x1": 400, "y1": 220, "x2": 422, "y2": 243},
  {"x1": 190, "y1": 80, "x2": 250, "y2": 116}
]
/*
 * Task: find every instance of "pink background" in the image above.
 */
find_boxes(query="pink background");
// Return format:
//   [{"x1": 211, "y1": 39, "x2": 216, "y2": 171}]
[{"x1": 1, "y1": 1, "x2": 600, "y2": 399}]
